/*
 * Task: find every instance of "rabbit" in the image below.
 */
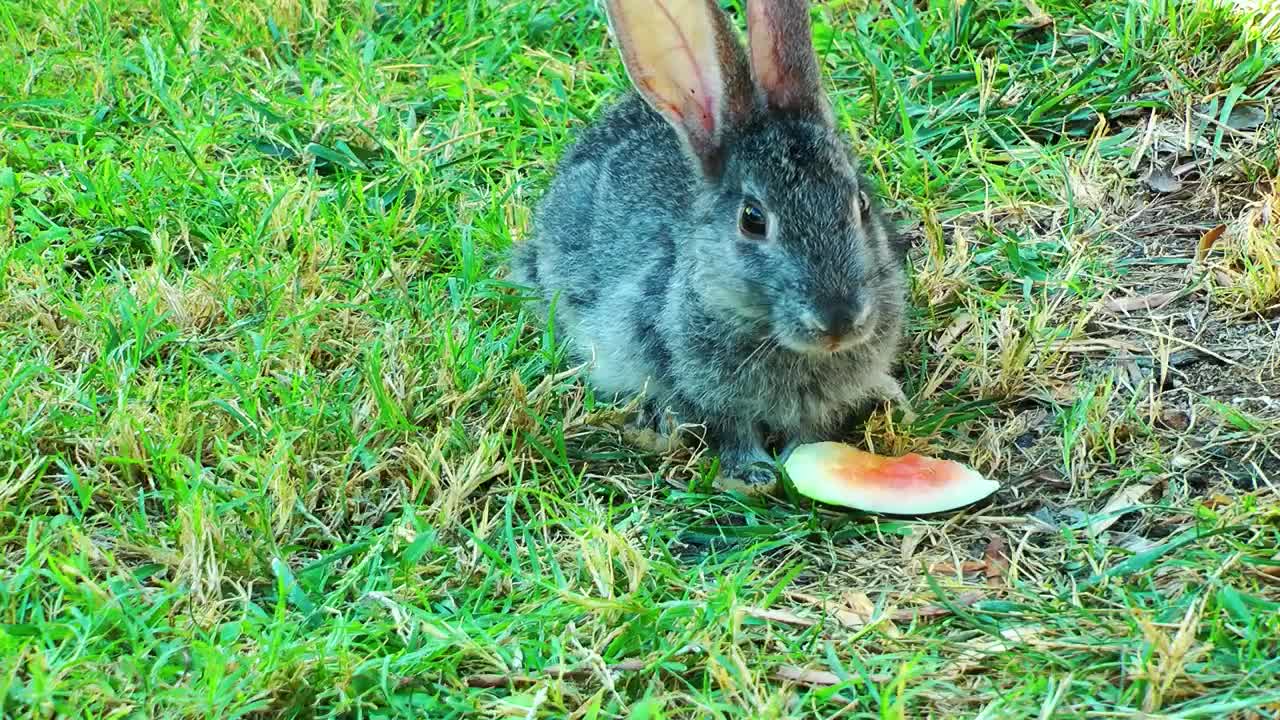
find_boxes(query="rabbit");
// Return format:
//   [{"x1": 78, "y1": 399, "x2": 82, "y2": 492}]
[{"x1": 509, "y1": 0, "x2": 912, "y2": 493}]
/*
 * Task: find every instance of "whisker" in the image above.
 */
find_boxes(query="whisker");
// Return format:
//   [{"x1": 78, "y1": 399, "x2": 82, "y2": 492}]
[
  {"x1": 733, "y1": 333, "x2": 780, "y2": 377},
  {"x1": 858, "y1": 258, "x2": 903, "y2": 289}
]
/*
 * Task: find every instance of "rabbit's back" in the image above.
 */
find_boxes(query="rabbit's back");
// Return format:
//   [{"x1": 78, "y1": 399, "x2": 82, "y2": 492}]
[{"x1": 512, "y1": 94, "x2": 690, "y2": 398}]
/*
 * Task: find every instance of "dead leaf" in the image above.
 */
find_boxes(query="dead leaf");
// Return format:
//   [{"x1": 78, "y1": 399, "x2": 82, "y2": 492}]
[
  {"x1": 1015, "y1": 0, "x2": 1053, "y2": 30},
  {"x1": 741, "y1": 606, "x2": 817, "y2": 628},
  {"x1": 1056, "y1": 337, "x2": 1145, "y2": 355},
  {"x1": 1087, "y1": 483, "x2": 1155, "y2": 536},
  {"x1": 900, "y1": 526, "x2": 926, "y2": 565},
  {"x1": 1172, "y1": 158, "x2": 1206, "y2": 176},
  {"x1": 1133, "y1": 348, "x2": 1210, "y2": 370},
  {"x1": 465, "y1": 658, "x2": 647, "y2": 687},
  {"x1": 1200, "y1": 494, "x2": 1235, "y2": 509},
  {"x1": 840, "y1": 591, "x2": 877, "y2": 625},
  {"x1": 773, "y1": 666, "x2": 842, "y2": 686},
  {"x1": 1118, "y1": 352, "x2": 1145, "y2": 388},
  {"x1": 824, "y1": 594, "x2": 877, "y2": 629},
  {"x1": 1197, "y1": 224, "x2": 1226, "y2": 262},
  {"x1": 1000, "y1": 625, "x2": 1047, "y2": 643},
  {"x1": 1157, "y1": 410, "x2": 1190, "y2": 431},
  {"x1": 1109, "y1": 531, "x2": 1160, "y2": 553},
  {"x1": 1022, "y1": 507, "x2": 1062, "y2": 533},
  {"x1": 929, "y1": 560, "x2": 987, "y2": 575},
  {"x1": 944, "y1": 625, "x2": 1055, "y2": 676},
  {"x1": 1014, "y1": 12, "x2": 1053, "y2": 30},
  {"x1": 1101, "y1": 291, "x2": 1180, "y2": 314},
  {"x1": 773, "y1": 664, "x2": 893, "y2": 686},
  {"x1": 466, "y1": 673, "x2": 536, "y2": 688},
  {"x1": 1225, "y1": 105, "x2": 1267, "y2": 131},
  {"x1": 1250, "y1": 564, "x2": 1280, "y2": 584},
  {"x1": 545, "y1": 659, "x2": 647, "y2": 677},
  {"x1": 947, "y1": 637, "x2": 1012, "y2": 674},
  {"x1": 935, "y1": 312, "x2": 974, "y2": 350},
  {"x1": 784, "y1": 591, "x2": 877, "y2": 629},
  {"x1": 890, "y1": 590, "x2": 984, "y2": 621},
  {"x1": 1144, "y1": 166, "x2": 1183, "y2": 194},
  {"x1": 984, "y1": 535, "x2": 1010, "y2": 586}
]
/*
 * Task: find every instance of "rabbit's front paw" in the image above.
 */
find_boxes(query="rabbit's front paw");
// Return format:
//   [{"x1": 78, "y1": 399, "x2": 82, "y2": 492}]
[
  {"x1": 624, "y1": 401, "x2": 684, "y2": 454},
  {"x1": 713, "y1": 438, "x2": 779, "y2": 496},
  {"x1": 869, "y1": 372, "x2": 916, "y2": 424},
  {"x1": 716, "y1": 462, "x2": 780, "y2": 495}
]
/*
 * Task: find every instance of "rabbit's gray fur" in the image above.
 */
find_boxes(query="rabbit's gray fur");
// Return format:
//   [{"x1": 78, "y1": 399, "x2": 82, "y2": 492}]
[{"x1": 510, "y1": 0, "x2": 910, "y2": 491}]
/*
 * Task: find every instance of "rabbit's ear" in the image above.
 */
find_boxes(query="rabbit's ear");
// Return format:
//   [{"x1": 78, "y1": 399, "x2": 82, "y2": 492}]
[
  {"x1": 746, "y1": 0, "x2": 832, "y2": 123},
  {"x1": 605, "y1": 0, "x2": 753, "y2": 178}
]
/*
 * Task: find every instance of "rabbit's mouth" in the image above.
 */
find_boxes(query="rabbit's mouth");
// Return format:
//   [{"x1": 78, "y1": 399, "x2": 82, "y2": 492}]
[
  {"x1": 778, "y1": 323, "x2": 876, "y2": 356},
  {"x1": 776, "y1": 303, "x2": 878, "y2": 355}
]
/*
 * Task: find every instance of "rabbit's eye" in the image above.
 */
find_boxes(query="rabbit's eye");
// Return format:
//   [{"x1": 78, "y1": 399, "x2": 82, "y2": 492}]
[{"x1": 739, "y1": 199, "x2": 768, "y2": 239}]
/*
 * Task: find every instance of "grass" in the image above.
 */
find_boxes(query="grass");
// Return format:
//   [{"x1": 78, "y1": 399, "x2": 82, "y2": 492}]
[{"x1": 2, "y1": 0, "x2": 1279, "y2": 716}]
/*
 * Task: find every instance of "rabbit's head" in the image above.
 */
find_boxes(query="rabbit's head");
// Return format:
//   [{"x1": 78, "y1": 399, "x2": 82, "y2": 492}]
[{"x1": 606, "y1": 0, "x2": 908, "y2": 355}]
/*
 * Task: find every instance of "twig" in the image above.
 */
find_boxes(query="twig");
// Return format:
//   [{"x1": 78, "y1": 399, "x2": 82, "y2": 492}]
[
  {"x1": 8, "y1": 122, "x2": 76, "y2": 135},
  {"x1": 888, "y1": 590, "x2": 984, "y2": 620},
  {"x1": 462, "y1": 659, "x2": 647, "y2": 688},
  {"x1": 424, "y1": 128, "x2": 494, "y2": 156},
  {"x1": 1094, "y1": 320, "x2": 1246, "y2": 369}
]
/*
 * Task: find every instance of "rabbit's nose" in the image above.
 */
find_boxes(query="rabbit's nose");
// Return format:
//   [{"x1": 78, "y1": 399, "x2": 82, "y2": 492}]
[
  {"x1": 812, "y1": 305, "x2": 852, "y2": 338},
  {"x1": 805, "y1": 297, "x2": 872, "y2": 348},
  {"x1": 807, "y1": 298, "x2": 859, "y2": 338}
]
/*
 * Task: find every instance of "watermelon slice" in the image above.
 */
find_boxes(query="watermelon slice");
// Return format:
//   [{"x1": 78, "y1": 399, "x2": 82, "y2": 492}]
[{"x1": 784, "y1": 442, "x2": 998, "y2": 514}]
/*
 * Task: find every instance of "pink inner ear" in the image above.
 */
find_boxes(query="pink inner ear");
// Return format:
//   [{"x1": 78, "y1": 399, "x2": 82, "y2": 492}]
[
  {"x1": 608, "y1": 0, "x2": 736, "y2": 167},
  {"x1": 747, "y1": 0, "x2": 780, "y2": 94},
  {"x1": 694, "y1": 91, "x2": 714, "y2": 135},
  {"x1": 653, "y1": 0, "x2": 719, "y2": 137},
  {"x1": 746, "y1": 0, "x2": 825, "y2": 117}
]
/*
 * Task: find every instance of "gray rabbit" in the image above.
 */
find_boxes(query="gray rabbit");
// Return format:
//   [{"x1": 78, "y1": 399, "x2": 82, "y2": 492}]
[{"x1": 510, "y1": 0, "x2": 912, "y2": 493}]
